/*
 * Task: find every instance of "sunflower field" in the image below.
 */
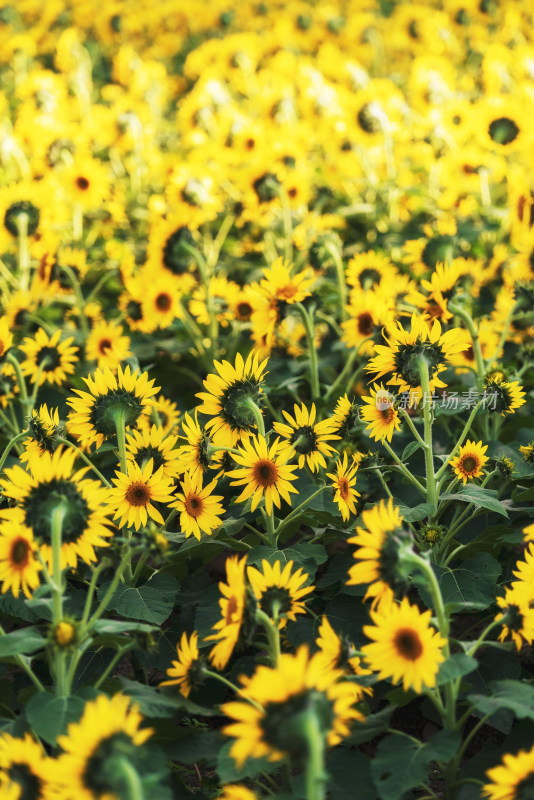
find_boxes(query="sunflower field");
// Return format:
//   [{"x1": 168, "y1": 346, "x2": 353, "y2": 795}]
[{"x1": 1, "y1": 1, "x2": 534, "y2": 799}]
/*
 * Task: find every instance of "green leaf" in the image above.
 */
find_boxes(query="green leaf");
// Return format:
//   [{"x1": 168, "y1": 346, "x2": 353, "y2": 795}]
[
  {"x1": 345, "y1": 706, "x2": 395, "y2": 745},
  {"x1": 91, "y1": 620, "x2": 158, "y2": 636},
  {"x1": 247, "y1": 543, "x2": 327, "y2": 580},
  {"x1": 438, "y1": 553, "x2": 501, "y2": 612},
  {"x1": 397, "y1": 502, "x2": 434, "y2": 523},
  {"x1": 327, "y1": 748, "x2": 375, "y2": 799},
  {"x1": 468, "y1": 680, "x2": 534, "y2": 721},
  {"x1": 119, "y1": 678, "x2": 215, "y2": 718},
  {"x1": 435, "y1": 654, "x2": 478, "y2": 686},
  {"x1": 401, "y1": 441, "x2": 424, "y2": 461},
  {"x1": 98, "y1": 573, "x2": 179, "y2": 624},
  {"x1": 0, "y1": 626, "x2": 46, "y2": 658},
  {"x1": 371, "y1": 730, "x2": 461, "y2": 800},
  {"x1": 26, "y1": 689, "x2": 97, "y2": 745},
  {"x1": 440, "y1": 487, "x2": 508, "y2": 518}
]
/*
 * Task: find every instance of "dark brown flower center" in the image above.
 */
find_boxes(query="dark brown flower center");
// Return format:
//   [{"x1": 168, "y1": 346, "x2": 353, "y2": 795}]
[
  {"x1": 393, "y1": 628, "x2": 423, "y2": 660},
  {"x1": 461, "y1": 455, "x2": 478, "y2": 473},
  {"x1": 184, "y1": 494, "x2": 204, "y2": 518},
  {"x1": 236, "y1": 301, "x2": 253, "y2": 320},
  {"x1": 125, "y1": 481, "x2": 151, "y2": 506},
  {"x1": 253, "y1": 459, "x2": 279, "y2": 487},
  {"x1": 379, "y1": 407, "x2": 395, "y2": 423},
  {"x1": 155, "y1": 293, "x2": 172, "y2": 311},
  {"x1": 98, "y1": 338, "x2": 112, "y2": 354},
  {"x1": 338, "y1": 477, "x2": 350, "y2": 501},
  {"x1": 225, "y1": 595, "x2": 238, "y2": 624},
  {"x1": 358, "y1": 312, "x2": 374, "y2": 336},
  {"x1": 76, "y1": 176, "x2": 90, "y2": 190},
  {"x1": 11, "y1": 537, "x2": 30, "y2": 566}
]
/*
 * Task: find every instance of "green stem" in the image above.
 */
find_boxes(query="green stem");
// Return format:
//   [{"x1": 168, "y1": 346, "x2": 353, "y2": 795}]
[
  {"x1": 6, "y1": 353, "x2": 28, "y2": 406},
  {"x1": 80, "y1": 561, "x2": 109, "y2": 629},
  {"x1": 381, "y1": 440, "x2": 427, "y2": 497},
  {"x1": 85, "y1": 551, "x2": 131, "y2": 633},
  {"x1": 132, "y1": 552, "x2": 150, "y2": 586},
  {"x1": 86, "y1": 269, "x2": 118, "y2": 304},
  {"x1": 255, "y1": 608, "x2": 281, "y2": 667},
  {"x1": 117, "y1": 758, "x2": 144, "y2": 800},
  {"x1": 56, "y1": 437, "x2": 111, "y2": 487},
  {"x1": 304, "y1": 708, "x2": 327, "y2": 800},
  {"x1": 202, "y1": 668, "x2": 263, "y2": 710},
  {"x1": 16, "y1": 212, "x2": 30, "y2": 291},
  {"x1": 60, "y1": 264, "x2": 89, "y2": 338},
  {"x1": 417, "y1": 358, "x2": 438, "y2": 515},
  {"x1": 435, "y1": 403, "x2": 481, "y2": 481},
  {"x1": 51, "y1": 504, "x2": 68, "y2": 697},
  {"x1": 398, "y1": 407, "x2": 426, "y2": 447},
  {"x1": 466, "y1": 618, "x2": 500, "y2": 658},
  {"x1": 242, "y1": 397, "x2": 266, "y2": 438},
  {"x1": 275, "y1": 485, "x2": 327, "y2": 539},
  {"x1": 113, "y1": 409, "x2": 128, "y2": 475},
  {"x1": 325, "y1": 242, "x2": 347, "y2": 322},
  {"x1": 0, "y1": 430, "x2": 28, "y2": 472},
  {"x1": 448, "y1": 303, "x2": 485, "y2": 391},
  {"x1": 485, "y1": 302, "x2": 518, "y2": 372},
  {"x1": 182, "y1": 241, "x2": 218, "y2": 359},
  {"x1": 296, "y1": 303, "x2": 320, "y2": 400},
  {"x1": 94, "y1": 641, "x2": 136, "y2": 690},
  {"x1": 324, "y1": 349, "x2": 358, "y2": 402}
]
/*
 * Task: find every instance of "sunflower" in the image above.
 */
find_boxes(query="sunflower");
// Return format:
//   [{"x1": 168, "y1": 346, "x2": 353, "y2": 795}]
[
  {"x1": 221, "y1": 646, "x2": 363, "y2": 767},
  {"x1": 189, "y1": 275, "x2": 240, "y2": 329},
  {"x1": 330, "y1": 394, "x2": 360, "y2": 436},
  {"x1": 347, "y1": 499, "x2": 410, "y2": 606},
  {"x1": 0, "y1": 317, "x2": 13, "y2": 363},
  {"x1": 495, "y1": 581, "x2": 534, "y2": 651},
  {"x1": 19, "y1": 328, "x2": 78, "y2": 387},
  {"x1": 483, "y1": 744, "x2": 534, "y2": 800},
  {"x1": 257, "y1": 257, "x2": 315, "y2": 305},
  {"x1": 85, "y1": 320, "x2": 132, "y2": 371},
  {"x1": 345, "y1": 251, "x2": 398, "y2": 292},
  {"x1": 21, "y1": 404, "x2": 61, "y2": 463},
  {"x1": 0, "y1": 448, "x2": 113, "y2": 570},
  {"x1": 138, "y1": 395, "x2": 181, "y2": 436},
  {"x1": 341, "y1": 290, "x2": 395, "y2": 355},
  {"x1": 196, "y1": 352, "x2": 269, "y2": 446},
  {"x1": 53, "y1": 694, "x2": 152, "y2": 800},
  {"x1": 247, "y1": 559, "x2": 314, "y2": 626},
  {"x1": 0, "y1": 732, "x2": 54, "y2": 800},
  {"x1": 228, "y1": 435, "x2": 299, "y2": 515},
  {"x1": 107, "y1": 459, "x2": 174, "y2": 530},
  {"x1": 160, "y1": 631, "x2": 204, "y2": 698},
  {"x1": 206, "y1": 554, "x2": 248, "y2": 670},
  {"x1": 0, "y1": 521, "x2": 41, "y2": 598},
  {"x1": 362, "y1": 597, "x2": 447, "y2": 693},
  {"x1": 272, "y1": 403, "x2": 339, "y2": 472},
  {"x1": 169, "y1": 472, "x2": 225, "y2": 540},
  {"x1": 0, "y1": 363, "x2": 18, "y2": 409},
  {"x1": 315, "y1": 616, "x2": 373, "y2": 700},
  {"x1": 483, "y1": 376, "x2": 526, "y2": 416},
  {"x1": 366, "y1": 314, "x2": 466, "y2": 394},
  {"x1": 360, "y1": 384, "x2": 401, "y2": 443},
  {"x1": 57, "y1": 154, "x2": 110, "y2": 211},
  {"x1": 176, "y1": 411, "x2": 213, "y2": 480},
  {"x1": 145, "y1": 213, "x2": 199, "y2": 292},
  {"x1": 477, "y1": 95, "x2": 529, "y2": 154},
  {"x1": 450, "y1": 440, "x2": 489, "y2": 485},
  {"x1": 326, "y1": 452, "x2": 360, "y2": 521},
  {"x1": 141, "y1": 272, "x2": 184, "y2": 332},
  {"x1": 67, "y1": 365, "x2": 159, "y2": 450},
  {"x1": 126, "y1": 425, "x2": 181, "y2": 480}
]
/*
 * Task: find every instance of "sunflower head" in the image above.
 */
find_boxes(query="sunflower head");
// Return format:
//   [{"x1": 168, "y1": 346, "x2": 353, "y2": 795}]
[
  {"x1": 26, "y1": 404, "x2": 62, "y2": 457},
  {"x1": 4, "y1": 200, "x2": 40, "y2": 236},
  {"x1": 50, "y1": 619, "x2": 78, "y2": 649},
  {"x1": 519, "y1": 442, "x2": 534, "y2": 465},
  {"x1": 483, "y1": 375, "x2": 526, "y2": 416},
  {"x1": 494, "y1": 455, "x2": 515, "y2": 478}
]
